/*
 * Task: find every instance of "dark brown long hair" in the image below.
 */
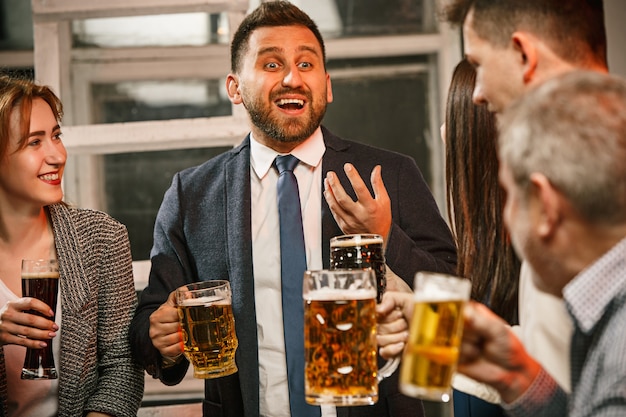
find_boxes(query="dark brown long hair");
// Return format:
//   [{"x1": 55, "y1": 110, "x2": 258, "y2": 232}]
[{"x1": 445, "y1": 59, "x2": 520, "y2": 325}]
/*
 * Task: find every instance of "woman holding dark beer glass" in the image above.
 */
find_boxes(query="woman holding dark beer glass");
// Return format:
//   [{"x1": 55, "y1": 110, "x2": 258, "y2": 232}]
[{"x1": 0, "y1": 74, "x2": 143, "y2": 416}]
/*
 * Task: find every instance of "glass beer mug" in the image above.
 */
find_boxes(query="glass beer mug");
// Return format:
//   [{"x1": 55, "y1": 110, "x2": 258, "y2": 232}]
[
  {"x1": 175, "y1": 280, "x2": 239, "y2": 379},
  {"x1": 302, "y1": 269, "x2": 399, "y2": 406},
  {"x1": 399, "y1": 271, "x2": 471, "y2": 402},
  {"x1": 21, "y1": 259, "x2": 60, "y2": 380},
  {"x1": 330, "y1": 234, "x2": 386, "y2": 303}
]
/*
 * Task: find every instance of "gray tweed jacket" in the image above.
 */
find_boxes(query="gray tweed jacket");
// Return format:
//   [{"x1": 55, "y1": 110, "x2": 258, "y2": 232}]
[{"x1": 0, "y1": 204, "x2": 144, "y2": 416}]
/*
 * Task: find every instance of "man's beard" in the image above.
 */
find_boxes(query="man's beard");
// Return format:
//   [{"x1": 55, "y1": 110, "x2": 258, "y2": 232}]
[{"x1": 244, "y1": 91, "x2": 327, "y2": 143}]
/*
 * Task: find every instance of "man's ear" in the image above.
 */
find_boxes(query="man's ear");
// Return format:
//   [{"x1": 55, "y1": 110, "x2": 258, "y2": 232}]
[
  {"x1": 226, "y1": 74, "x2": 243, "y2": 104},
  {"x1": 529, "y1": 173, "x2": 561, "y2": 239},
  {"x1": 511, "y1": 32, "x2": 538, "y2": 85}
]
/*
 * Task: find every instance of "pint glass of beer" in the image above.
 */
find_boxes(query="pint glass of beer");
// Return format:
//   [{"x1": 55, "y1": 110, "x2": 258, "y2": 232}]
[
  {"x1": 21, "y1": 259, "x2": 59, "y2": 380},
  {"x1": 175, "y1": 280, "x2": 238, "y2": 379},
  {"x1": 303, "y1": 269, "x2": 399, "y2": 406},
  {"x1": 399, "y1": 272, "x2": 471, "y2": 402},
  {"x1": 330, "y1": 234, "x2": 386, "y2": 303}
]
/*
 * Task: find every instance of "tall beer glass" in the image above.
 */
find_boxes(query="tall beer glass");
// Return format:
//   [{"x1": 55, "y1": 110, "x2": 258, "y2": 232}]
[
  {"x1": 21, "y1": 259, "x2": 59, "y2": 380},
  {"x1": 399, "y1": 272, "x2": 471, "y2": 402},
  {"x1": 330, "y1": 234, "x2": 386, "y2": 303},
  {"x1": 175, "y1": 280, "x2": 238, "y2": 379},
  {"x1": 303, "y1": 269, "x2": 399, "y2": 406}
]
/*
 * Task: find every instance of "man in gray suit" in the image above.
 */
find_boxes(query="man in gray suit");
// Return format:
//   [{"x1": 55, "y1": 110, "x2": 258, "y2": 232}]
[{"x1": 129, "y1": 2, "x2": 456, "y2": 416}]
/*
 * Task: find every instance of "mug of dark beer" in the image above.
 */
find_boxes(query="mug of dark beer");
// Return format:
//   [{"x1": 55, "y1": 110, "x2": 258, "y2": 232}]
[
  {"x1": 330, "y1": 234, "x2": 386, "y2": 303},
  {"x1": 175, "y1": 280, "x2": 238, "y2": 379},
  {"x1": 399, "y1": 272, "x2": 471, "y2": 402},
  {"x1": 21, "y1": 259, "x2": 59, "y2": 380},
  {"x1": 303, "y1": 269, "x2": 399, "y2": 406}
]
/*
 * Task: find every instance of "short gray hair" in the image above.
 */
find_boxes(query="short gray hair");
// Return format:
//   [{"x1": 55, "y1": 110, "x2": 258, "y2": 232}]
[{"x1": 498, "y1": 71, "x2": 626, "y2": 225}]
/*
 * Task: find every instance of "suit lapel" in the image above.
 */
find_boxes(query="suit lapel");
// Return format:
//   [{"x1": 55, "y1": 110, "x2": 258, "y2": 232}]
[
  {"x1": 321, "y1": 128, "x2": 350, "y2": 268},
  {"x1": 223, "y1": 137, "x2": 261, "y2": 416}
]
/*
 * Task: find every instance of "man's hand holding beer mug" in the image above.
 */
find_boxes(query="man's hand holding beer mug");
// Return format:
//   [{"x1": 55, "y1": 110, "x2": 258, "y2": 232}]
[
  {"x1": 149, "y1": 280, "x2": 239, "y2": 378},
  {"x1": 377, "y1": 278, "x2": 542, "y2": 405},
  {"x1": 376, "y1": 272, "x2": 471, "y2": 402},
  {"x1": 453, "y1": 302, "x2": 541, "y2": 404}
]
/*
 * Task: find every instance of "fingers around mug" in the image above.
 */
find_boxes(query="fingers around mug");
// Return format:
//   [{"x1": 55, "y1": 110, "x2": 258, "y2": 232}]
[
  {"x1": 0, "y1": 317, "x2": 55, "y2": 349},
  {"x1": 13, "y1": 297, "x2": 54, "y2": 318},
  {"x1": 378, "y1": 342, "x2": 405, "y2": 362},
  {"x1": 153, "y1": 331, "x2": 184, "y2": 357},
  {"x1": 1, "y1": 299, "x2": 56, "y2": 331},
  {"x1": 0, "y1": 329, "x2": 52, "y2": 349}
]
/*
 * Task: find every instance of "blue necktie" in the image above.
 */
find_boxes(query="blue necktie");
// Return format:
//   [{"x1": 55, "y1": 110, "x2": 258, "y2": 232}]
[{"x1": 275, "y1": 155, "x2": 320, "y2": 417}]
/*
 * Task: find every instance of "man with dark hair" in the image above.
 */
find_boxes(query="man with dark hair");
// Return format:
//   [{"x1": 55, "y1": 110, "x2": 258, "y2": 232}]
[
  {"x1": 130, "y1": 2, "x2": 457, "y2": 416},
  {"x1": 442, "y1": 0, "x2": 608, "y2": 113}
]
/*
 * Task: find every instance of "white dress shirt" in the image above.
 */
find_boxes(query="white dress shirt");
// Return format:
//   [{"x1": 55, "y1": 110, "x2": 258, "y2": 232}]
[{"x1": 250, "y1": 128, "x2": 336, "y2": 417}]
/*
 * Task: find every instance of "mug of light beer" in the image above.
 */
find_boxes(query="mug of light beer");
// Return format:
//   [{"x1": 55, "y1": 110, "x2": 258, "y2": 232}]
[
  {"x1": 175, "y1": 280, "x2": 238, "y2": 379},
  {"x1": 303, "y1": 269, "x2": 399, "y2": 406},
  {"x1": 330, "y1": 234, "x2": 386, "y2": 303},
  {"x1": 399, "y1": 272, "x2": 471, "y2": 402},
  {"x1": 21, "y1": 259, "x2": 60, "y2": 380}
]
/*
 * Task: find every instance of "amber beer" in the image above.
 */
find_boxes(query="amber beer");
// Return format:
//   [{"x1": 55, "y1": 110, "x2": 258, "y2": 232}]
[
  {"x1": 399, "y1": 272, "x2": 471, "y2": 402},
  {"x1": 330, "y1": 234, "x2": 386, "y2": 303},
  {"x1": 176, "y1": 281, "x2": 238, "y2": 379},
  {"x1": 21, "y1": 259, "x2": 59, "y2": 380},
  {"x1": 303, "y1": 269, "x2": 380, "y2": 406}
]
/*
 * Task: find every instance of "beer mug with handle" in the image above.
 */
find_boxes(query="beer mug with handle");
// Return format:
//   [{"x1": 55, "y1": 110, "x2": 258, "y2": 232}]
[
  {"x1": 175, "y1": 280, "x2": 238, "y2": 379},
  {"x1": 399, "y1": 271, "x2": 471, "y2": 402},
  {"x1": 303, "y1": 269, "x2": 400, "y2": 406}
]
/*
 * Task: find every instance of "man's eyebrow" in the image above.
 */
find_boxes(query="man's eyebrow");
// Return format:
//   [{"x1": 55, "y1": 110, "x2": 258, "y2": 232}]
[
  {"x1": 257, "y1": 45, "x2": 321, "y2": 57},
  {"x1": 258, "y1": 46, "x2": 283, "y2": 56},
  {"x1": 297, "y1": 45, "x2": 320, "y2": 57}
]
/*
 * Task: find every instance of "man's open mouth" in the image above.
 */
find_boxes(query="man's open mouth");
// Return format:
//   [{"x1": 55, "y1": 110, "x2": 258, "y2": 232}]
[{"x1": 277, "y1": 98, "x2": 304, "y2": 110}]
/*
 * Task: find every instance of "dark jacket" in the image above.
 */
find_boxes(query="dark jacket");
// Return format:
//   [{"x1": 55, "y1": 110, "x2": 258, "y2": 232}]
[{"x1": 130, "y1": 126, "x2": 457, "y2": 417}]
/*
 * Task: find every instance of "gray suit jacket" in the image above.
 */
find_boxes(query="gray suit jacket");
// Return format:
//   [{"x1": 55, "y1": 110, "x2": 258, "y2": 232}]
[{"x1": 131, "y1": 127, "x2": 456, "y2": 417}]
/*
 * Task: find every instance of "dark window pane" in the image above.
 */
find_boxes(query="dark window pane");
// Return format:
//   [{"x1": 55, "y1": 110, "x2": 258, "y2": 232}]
[
  {"x1": 0, "y1": 0, "x2": 33, "y2": 50},
  {"x1": 91, "y1": 79, "x2": 231, "y2": 123},
  {"x1": 324, "y1": 55, "x2": 433, "y2": 185},
  {"x1": 332, "y1": 0, "x2": 434, "y2": 36}
]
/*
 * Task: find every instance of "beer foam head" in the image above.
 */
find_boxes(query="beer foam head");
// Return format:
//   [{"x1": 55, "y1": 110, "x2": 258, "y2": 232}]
[
  {"x1": 22, "y1": 272, "x2": 60, "y2": 279},
  {"x1": 413, "y1": 273, "x2": 471, "y2": 302},
  {"x1": 413, "y1": 282, "x2": 470, "y2": 302},
  {"x1": 330, "y1": 234, "x2": 383, "y2": 248},
  {"x1": 305, "y1": 287, "x2": 376, "y2": 301},
  {"x1": 179, "y1": 295, "x2": 230, "y2": 307}
]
